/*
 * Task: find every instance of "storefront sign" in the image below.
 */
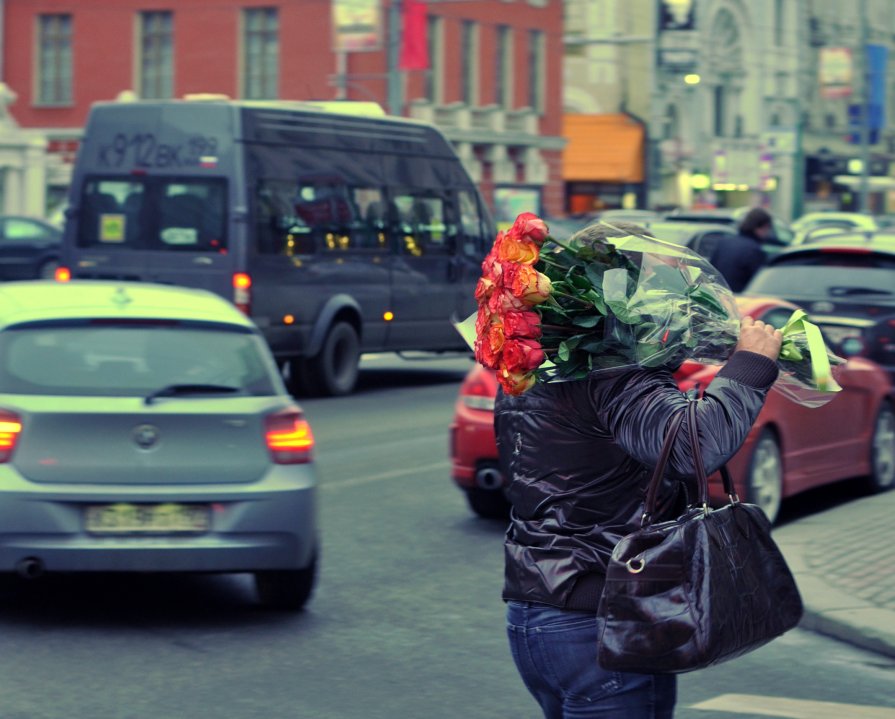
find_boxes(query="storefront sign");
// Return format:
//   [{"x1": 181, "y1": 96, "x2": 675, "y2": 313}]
[
  {"x1": 819, "y1": 47, "x2": 853, "y2": 99},
  {"x1": 332, "y1": 0, "x2": 382, "y2": 52}
]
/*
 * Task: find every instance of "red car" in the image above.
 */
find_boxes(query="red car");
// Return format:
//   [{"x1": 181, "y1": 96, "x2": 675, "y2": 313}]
[{"x1": 449, "y1": 297, "x2": 895, "y2": 524}]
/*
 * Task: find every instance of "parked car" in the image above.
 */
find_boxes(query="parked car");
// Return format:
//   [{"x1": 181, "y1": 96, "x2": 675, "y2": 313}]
[
  {"x1": 744, "y1": 232, "x2": 895, "y2": 381},
  {"x1": 640, "y1": 220, "x2": 737, "y2": 259},
  {"x1": 0, "y1": 215, "x2": 62, "y2": 280},
  {"x1": 662, "y1": 207, "x2": 795, "y2": 257},
  {"x1": 791, "y1": 211, "x2": 877, "y2": 244},
  {"x1": 594, "y1": 209, "x2": 661, "y2": 224},
  {"x1": 0, "y1": 280, "x2": 318, "y2": 609},
  {"x1": 449, "y1": 297, "x2": 895, "y2": 524}
]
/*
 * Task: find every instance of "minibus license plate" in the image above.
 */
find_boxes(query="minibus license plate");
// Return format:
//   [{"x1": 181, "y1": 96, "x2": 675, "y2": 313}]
[{"x1": 85, "y1": 503, "x2": 211, "y2": 534}]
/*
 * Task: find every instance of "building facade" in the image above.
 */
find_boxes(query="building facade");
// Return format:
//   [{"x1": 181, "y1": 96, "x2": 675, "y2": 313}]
[
  {"x1": 562, "y1": 0, "x2": 895, "y2": 221},
  {"x1": 0, "y1": 0, "x2": 565, "y2": 223}
]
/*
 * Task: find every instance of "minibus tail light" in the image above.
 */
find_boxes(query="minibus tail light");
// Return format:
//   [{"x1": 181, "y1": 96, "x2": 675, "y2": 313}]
[
  {"x1": 55, "y1": 266, "x2": 71, "y2": 282},
  {"x1": 233, "y1": 273, "x2": 252, "y2": 314},
  {"x1": 0, "y1": 411, "x2": 23, "y2": 462},
  {"x1": 265, "y1": 409, "x2": 314, "y2": 464}
]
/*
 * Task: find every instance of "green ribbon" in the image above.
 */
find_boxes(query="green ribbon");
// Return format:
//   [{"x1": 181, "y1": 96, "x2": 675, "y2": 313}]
[{"x1": 779, "y1": 309, "x2": 841, "y2": 393}]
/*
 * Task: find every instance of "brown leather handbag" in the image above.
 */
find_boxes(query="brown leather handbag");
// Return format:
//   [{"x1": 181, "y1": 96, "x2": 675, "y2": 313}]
[{"x1": 596, "y1": 400, "x2": 804, "y2": 674}]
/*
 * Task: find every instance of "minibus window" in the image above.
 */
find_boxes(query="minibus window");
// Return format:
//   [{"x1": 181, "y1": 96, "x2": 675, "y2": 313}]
[
  {"x1": 78, "y1": 179, "x2": 146, "y2": 248},
  {"x1": 157, "y1": 179, "x2": 227, "y2": 252},
  {"x1": 394, "y1": 193, "x2": 449, "y2": 256},
  {"x1": 255, "y1": 180, "x2": 315, "y2": 256},
  {"x1": 458, "y1": 190, "x2": 486, "y2": 256}
]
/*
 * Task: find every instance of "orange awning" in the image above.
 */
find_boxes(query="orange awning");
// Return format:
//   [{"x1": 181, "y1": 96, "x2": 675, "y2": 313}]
[{"x1": 562, "y1": 113, "x2": 645, "y2": 183}]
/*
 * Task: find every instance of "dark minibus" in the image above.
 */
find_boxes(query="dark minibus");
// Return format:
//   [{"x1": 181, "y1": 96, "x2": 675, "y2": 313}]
[{"x1": 59, "y1": 99, "x2": 493, "y2": 395}]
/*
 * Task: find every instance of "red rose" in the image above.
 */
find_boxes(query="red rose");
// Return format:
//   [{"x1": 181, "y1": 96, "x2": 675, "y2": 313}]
[
  {"x1": 511, "y1": 213, "x2": 549, "y2": 245},
  {"x1": 503, "y1": 310, "x2": 542, "y2": 339},
  {"x1": 502, "y1": 337, "x2": 545, "y2": 373},
  {"x1": 475, "y1": 305, "x2": 494, "y2": 336},
  {"x1": 487, "y1": 288, "x2": 527, "y2": 313}
]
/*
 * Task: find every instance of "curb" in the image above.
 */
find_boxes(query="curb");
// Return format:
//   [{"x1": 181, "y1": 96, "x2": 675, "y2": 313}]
[{"x1": 773, "y1": 516, "x2": 895, "y2": 660}]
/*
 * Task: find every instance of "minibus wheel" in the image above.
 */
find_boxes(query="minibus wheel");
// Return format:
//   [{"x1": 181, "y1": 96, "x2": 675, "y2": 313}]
[{"x1": 302, "y1": 321, "x2": 360, "y2": 397}]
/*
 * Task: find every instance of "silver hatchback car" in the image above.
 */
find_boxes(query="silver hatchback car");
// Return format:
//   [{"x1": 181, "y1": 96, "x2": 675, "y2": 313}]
[{"x1": 0, "y1": 280, "x2": 318, "y2": 609}]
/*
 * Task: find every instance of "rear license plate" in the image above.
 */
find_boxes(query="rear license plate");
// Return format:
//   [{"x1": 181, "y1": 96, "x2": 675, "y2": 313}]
[{"x1": 85, "y1": 503, "x2": 211, "y2": 535}]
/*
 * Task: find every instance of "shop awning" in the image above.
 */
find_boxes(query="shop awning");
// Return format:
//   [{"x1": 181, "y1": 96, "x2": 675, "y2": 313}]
[{"x1": 562, "y1": 113, "x2": 645, "y2": 183}]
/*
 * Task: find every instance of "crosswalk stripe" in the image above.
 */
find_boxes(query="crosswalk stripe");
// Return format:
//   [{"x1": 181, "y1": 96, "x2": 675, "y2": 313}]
[{"x1": 691, "y1": 693, "x2": 895, "y2": 718}]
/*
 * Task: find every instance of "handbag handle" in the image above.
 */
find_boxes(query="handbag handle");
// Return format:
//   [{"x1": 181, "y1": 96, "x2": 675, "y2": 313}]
[{"x1": 642, "y1": 400, "x2": 739, "y2": 524}]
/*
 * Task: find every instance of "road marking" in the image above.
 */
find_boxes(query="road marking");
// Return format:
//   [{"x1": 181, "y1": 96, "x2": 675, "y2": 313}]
[
  {"x1": 691, "y1": 693, "x2": 895, "y2": 718},
  {"x1": 321, "y1": 461, "x2": 451, "y2": 490}
]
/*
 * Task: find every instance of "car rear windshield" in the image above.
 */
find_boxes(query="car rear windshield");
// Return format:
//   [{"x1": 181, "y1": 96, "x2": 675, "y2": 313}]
[
  {"x1": 0, "y1": 325, "x2": 278, "y2": 397},
  {"x1": 77, "y1": 177, "x2": 227, "y2": 252},
  {"x1": 748, "y1": 252, "x2": 895, "y2": 298}
]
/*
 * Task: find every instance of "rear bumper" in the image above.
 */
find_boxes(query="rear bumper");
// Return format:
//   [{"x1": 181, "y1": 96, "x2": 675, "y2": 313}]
[
  {"x1": 450, "y1": 409, "x2": 500, "y2": 490},
  {"x1": 0, "y1": 469, "x2": 318, "y2": 574}
]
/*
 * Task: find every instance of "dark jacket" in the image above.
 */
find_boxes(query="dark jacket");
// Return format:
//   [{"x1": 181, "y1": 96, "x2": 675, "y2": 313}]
[
  {"x1": 709, "y1": 233, "x2": 767, "y2": 292},
  {"x1": 495, "y1": 351, "x2": 778, "y2": 611}
]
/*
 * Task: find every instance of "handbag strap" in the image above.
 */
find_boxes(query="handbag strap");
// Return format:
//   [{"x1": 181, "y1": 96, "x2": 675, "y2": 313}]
[{"x1": 642, "y1": 400, "x2": 738, "y2": 524}]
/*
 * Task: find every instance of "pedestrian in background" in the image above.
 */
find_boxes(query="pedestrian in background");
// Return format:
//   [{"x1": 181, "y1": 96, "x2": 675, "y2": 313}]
[
  {"x1": 709, "y1": 207, "x2": 775, "y2": 292},
  {"x1": 497, "y1": 223, "x2": 783, "y2": 719}
]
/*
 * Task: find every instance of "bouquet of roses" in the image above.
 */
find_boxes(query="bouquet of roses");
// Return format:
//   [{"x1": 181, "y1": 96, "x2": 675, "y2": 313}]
[{"x1": 472, "y1": 212, "x2": 843, "y2": 404}]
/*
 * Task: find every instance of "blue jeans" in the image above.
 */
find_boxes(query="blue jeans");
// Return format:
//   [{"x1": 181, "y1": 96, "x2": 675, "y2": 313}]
[{"x1": 506, "y1": 601, "x2": 677, "y2": 719}]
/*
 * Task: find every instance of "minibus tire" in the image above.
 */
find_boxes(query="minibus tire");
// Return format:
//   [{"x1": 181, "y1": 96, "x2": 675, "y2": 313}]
[{"x1": 302, "y1": 321, "x2": 360, "y2": 397}]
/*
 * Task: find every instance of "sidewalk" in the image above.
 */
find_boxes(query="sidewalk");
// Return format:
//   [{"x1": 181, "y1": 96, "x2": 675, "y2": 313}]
[{"x1": 772, "y1": 488, "x2": 895, "y2": 659}]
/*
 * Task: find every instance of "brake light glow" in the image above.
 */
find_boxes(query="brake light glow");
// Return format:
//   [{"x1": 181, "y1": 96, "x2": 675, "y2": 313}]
[
  {"x1": 265, "y1": 410, "x2": 314, "y2": 464},
  {"x1": 461, "y1": 377, "x2": 496, "y2": 411},
  {"x1": 233, "y1": 273, "x2": 252, "y2": 315},
  {"x1": 55, "y1": 266, "x2": 71, "y2": 282},
  {"x1": 0, "y1": 412, "x2": 23, "y2": 463}
]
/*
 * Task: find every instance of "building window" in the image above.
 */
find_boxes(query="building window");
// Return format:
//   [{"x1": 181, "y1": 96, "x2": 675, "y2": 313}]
[
  {"x1": 461, "y1": 21, "x2": 478, "y2": 106},
  {"x1": 495, "y1": 25, "x2": 512, "y2": 108},
  {"x1": 714, "y1": 85, "x2": 726, "y2": 136},
  {"x1": 425, "y1": 15, "x2": 443, "y2": 103},
  {"x1": 528, "y1": 30, "x2": 544, "y2": 113},
  {"x1": 243, "y1": 8, "x2": 279, "y2": 100},
  {"x1": 37, "y1": 14, "x2": 73, "y2": 105},
  {"x1": 139, "y1": 11, "x2": 173, "y2": 99}
]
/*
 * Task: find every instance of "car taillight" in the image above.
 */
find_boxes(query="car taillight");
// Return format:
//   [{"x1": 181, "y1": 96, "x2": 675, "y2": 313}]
[
  {"x1": 265, "y1": 409, "x2": 314, "y2": 464},
  {"x1": 233, "y1": 273, "x2": 252, "y2": 315},
  {"x1": 55, "y1": 266, "x2": 71, "y2": 282},
  {"x1": 0, "y1": 412, "x2": 23, "y2": 463},
  {"x1": 461, "y1": 377, "x2": 496, "y2": 411}
]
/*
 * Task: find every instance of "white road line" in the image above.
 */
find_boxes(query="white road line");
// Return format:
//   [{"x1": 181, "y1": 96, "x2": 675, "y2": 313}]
[
  {"x1": 691, "y1": 693, "x2": 895, "y2": 718},
  {"x1": 321, "y1": 461, "x2": 451, "y2": 490}
]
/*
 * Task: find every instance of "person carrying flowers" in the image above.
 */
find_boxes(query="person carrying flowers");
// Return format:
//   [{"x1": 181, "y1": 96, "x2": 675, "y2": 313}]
[{"x1": 480, "y1": 216, "x2": 789, "y2": 719}]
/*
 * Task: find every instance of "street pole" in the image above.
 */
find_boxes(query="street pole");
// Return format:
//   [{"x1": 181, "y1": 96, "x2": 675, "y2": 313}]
[
  {"x1": 858, "y1": 0, "x2": 871, "y2": 212},
  {"x1": 387, "y1": 0, "x2": 403, "y2": 116}
]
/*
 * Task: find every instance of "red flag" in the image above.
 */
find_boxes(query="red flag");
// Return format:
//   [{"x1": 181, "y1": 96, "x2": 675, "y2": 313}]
[{"x1": 399, "y1": 0, "x2": 429, "y2": 71}]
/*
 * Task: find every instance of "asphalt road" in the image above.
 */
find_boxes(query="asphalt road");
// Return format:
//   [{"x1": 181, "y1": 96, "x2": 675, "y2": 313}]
[{"x1": 0, "y1": 354, "x2": 891, "y2": 719}]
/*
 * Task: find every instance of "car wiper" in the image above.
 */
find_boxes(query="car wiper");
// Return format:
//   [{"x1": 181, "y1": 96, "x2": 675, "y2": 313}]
[
  {"x1": 144, "y1": 383, "x2": 242, "y2": 405},
  {"x1": 829, "y1": 286, "x2": 893, "y2": 297}
]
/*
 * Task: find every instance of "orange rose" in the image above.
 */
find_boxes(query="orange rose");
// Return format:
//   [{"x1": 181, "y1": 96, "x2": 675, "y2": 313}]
[
  {"x1": 476, "y1": 322, "x2": 505, "y2": 369},
  {"x1": 507, "y1": 264, "x2": 553, "y2": 305},
  {"x1": 503, "y1": 310, "x2": 542, "y2": 339},
  {"x1": 497, "y1": 366, "x2": 537, "y2": 396},
  {"x1": 502, "y1": 337, "x2": 545, "y2": 373},
  {"x1": 475, "y1": 276, "x2": 496, "y2": 302},
  {"x1": 496, "y1": 235, "x2": 539, "y2": 265},
  {"x1": 511, "y1": 213, "x2": 549, "y2": 246}
]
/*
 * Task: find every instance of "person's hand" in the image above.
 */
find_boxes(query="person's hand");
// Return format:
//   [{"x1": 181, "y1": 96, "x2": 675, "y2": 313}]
[{"x1": 735, "y1": 316, "x2": 783, "y2": 360}]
